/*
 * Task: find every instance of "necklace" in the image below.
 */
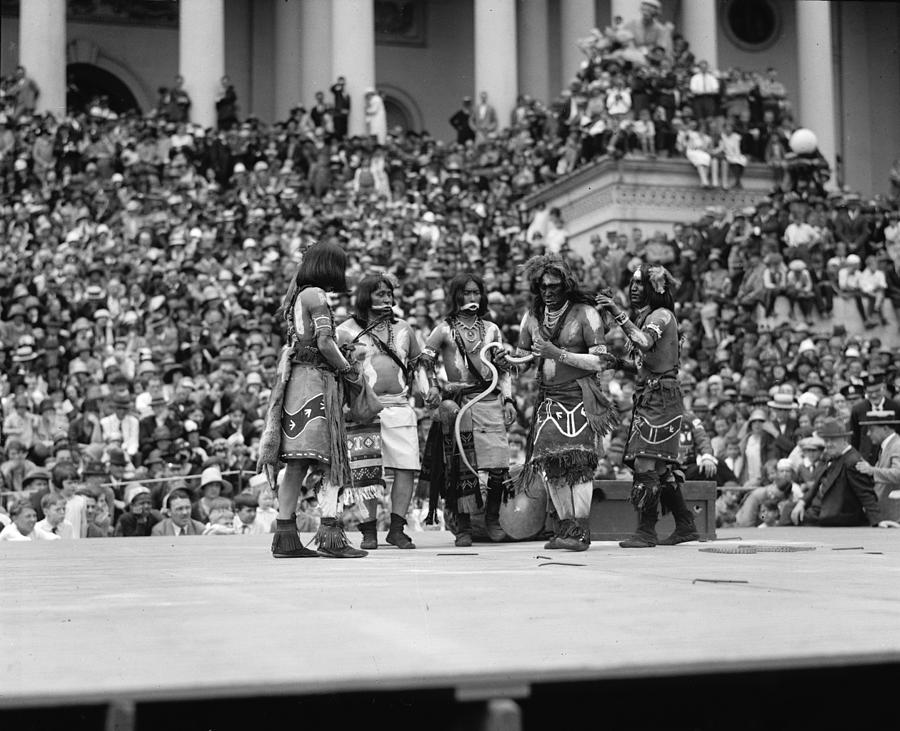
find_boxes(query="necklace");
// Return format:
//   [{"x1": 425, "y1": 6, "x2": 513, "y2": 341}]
[
  {"x1": 543, "y1": 302, "x2": 569, "y2": 331},
  {"x1": 454, "y1": 317, "x2": 483, "y2": 351},
  {"x1": 371, "y1": 318, "x2": 394, "y2": 348}
]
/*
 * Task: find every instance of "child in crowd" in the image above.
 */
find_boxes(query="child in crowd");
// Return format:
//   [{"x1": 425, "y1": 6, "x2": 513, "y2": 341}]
[
  {"x1": 203, "y1": 497, "x2": 236, "y2": 535},
  {"x1": 256, "y1": 486, "x2": 278, "y2": 534},
  {"x1": 34, "y1": 493, "x2": 74, "y2": 539},
  {"x1": 232, "y1": 492, "x2": 265, "y2": 535},
  {"x1": 631, "y1": 108, "x2": 656, "y2": 157},
  {"x1": 758, "y1": 499, "x2": 781, "y2": 528}
]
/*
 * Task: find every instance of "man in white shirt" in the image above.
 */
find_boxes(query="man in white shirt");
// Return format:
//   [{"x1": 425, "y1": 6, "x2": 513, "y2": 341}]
[
  {"x1": 857, "y1": 254, "x2": 888, "y2": 326},
  {"x1": 0, "y1": 500, "x2": 38, "y2": 541},
  {"x1": 689, "y1": 60, "x2": 720, "y2": 120},
  {"x1": 100, "y1": 391, "x2": 140, "y2": 459},
  {"x1": 233, "y1": 492, "x2": 267, "y2": 535},
  {"x1": 34, "y1": 493, "x2": 75, "y2": 539}
]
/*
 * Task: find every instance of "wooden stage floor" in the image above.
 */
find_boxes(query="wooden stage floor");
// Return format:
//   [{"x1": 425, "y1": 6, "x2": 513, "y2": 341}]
[{"x1": 2, "y1": 527, "x2": 899, "y2": 716}]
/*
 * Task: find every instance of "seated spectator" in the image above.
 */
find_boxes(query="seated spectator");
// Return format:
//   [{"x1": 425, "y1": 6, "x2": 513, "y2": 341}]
[
  {"x1": 631, "y1": 108, "x2": 656, "y2": 157},
  {"x1": 0, "y1": 498, "x2": 39, "y2": 541},
  {"x1": 34, "y1": 493, "x2": 75, "y2": 539},
  {"x1": 151, "y1": 489, "x2": 206, "y2": 536},
  {"x1": 232, "y1": 492, "x2": 266, "y2": 535},
  {"x1": 192, "y1": 465, "x2": 227, "y2": 522},
  {"x1": 858, "y1": 254, "x2": 888, "y2": 328},
  {"x1": 114, "y1": 484, "x2": 160, "y2": 536},
  {"x1": 713, "y1": 120, "x2": 746, "y2": 190},
  {"x1": 735, "y1": 458, "x2": 801, "y2": 527},
  {"x1": 791, "y1": 419, "x2": 890, "y2": 527},
  {"x1": 2, "y1": 437, "x2": 38, "y2": 499},
  {"x1": 203, "y1": 497, "x2": 236, "y2": 535},
  {"x1": 757, "y1": 497, "x2": 782, "y2": 527},
  {"x1": 677, "y1": 118, "x2": 713, "y2": 188}
]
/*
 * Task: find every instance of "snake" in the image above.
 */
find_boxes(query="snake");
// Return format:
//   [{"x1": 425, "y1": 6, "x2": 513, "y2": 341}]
[{"x1": 454, "y1": 341, "x2": 534, "y2": 476}]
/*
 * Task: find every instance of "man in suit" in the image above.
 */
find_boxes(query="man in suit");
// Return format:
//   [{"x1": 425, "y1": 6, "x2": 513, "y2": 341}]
[
  {"x1": 767, "y1": 392, "x2": 799, "y2": 459},
  {"x1": 473, "y1": 90, "x2": 498, "y2": 144},
  {"x1": 791, "y1": 419, "x2": 886, "y2": 527},
  {"x1": 855, "y1": 411, "x2": 900, "y2": 524},
  {"x1": 849, "y1": 372, "x2": 900, "y2": 463},
  {"x1": 151, "y1": 490, "x2": 205, "y2": 536},
  {"x1": 449, "y1": 96, "x2": 475, "y2": 145},
  {"x1": 833, "y1": 194, "x2": 870, "y2": 254}
]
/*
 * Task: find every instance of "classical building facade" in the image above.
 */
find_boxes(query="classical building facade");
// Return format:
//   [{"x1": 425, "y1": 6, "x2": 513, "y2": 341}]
[{"x1": 1, "y1": 0, "x2": 898, "y2": 196}]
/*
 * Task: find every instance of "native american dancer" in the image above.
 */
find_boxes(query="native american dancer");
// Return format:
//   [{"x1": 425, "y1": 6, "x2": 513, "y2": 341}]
[
  {"x1": 336, "y1": 274, "x2": 423, "y2": 550},
  {"x1": 497, "y1": 255, "x2": 618, "y2": 552},
  {"x1": 257, "y1": 242, "x2": 370, "y2": 558},
  {"x1": 595, "y1": 263, "x2": 700, "y2": 547},
  {"x1": 420, "y1": 273, "x2": 517, "y2": 547}
]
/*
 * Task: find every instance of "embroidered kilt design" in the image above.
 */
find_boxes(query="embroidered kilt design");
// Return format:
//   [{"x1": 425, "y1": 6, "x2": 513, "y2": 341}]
[
  {"x1": 280, "y1": 363, "x2": 331, "y2": 462},
  {"x1": 625, "y1": 378, "x2": 683, "y2": 464},
  {"x1": 531, "y1": 392, "x2": 598, "y2": 486},
  {"x1": 346, "y1": 421, "x2": 385, "y2": 489}
]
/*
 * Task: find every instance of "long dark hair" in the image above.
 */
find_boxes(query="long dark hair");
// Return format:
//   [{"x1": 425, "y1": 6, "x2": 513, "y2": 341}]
[
  {"x1": 445, "y1": 273, "x2": 488, "y2": 319},
  {"x1": 295, "y1": 242, "x2": 348, "y2": 291},
  {"x1": 353, "y1": 274, "x2": 396, "y2": 329},
  {"x1": 279, "y1": 242, "x2": 348, "y2": 322},
  {"x1": 521, "y1": 254, "x2": 594, "y2": 318},
  {"x1": 637, "y1": 263, "x2": 676, "y2": 312}
]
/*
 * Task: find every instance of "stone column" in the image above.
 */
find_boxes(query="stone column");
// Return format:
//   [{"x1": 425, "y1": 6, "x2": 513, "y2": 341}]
[
  {"x1": 517, "y1": 0, "x2": 550, "y2": 104},
  {"x1": 300, "y1": 0, "x2": 333, "y2": 106},
  {"x1": 680, "y1": 0, "x2": 718, "y2": 67},
  {"x1": 474, "y1": 0, "x2": 518, "y2": 131},
  {"x1": 274, "y1": 0, "x2": 303, "y2": 120},
  {"x1": 19, "y1": 0, "x2": 66, "y2": 119},
  {"x1": 796, "y1": 0, "x2": 837, "y2": 181},
  {"x1": 331, "y1": 0, "x2": 375, "y2": 137},
  {"x1": 179, "y1": 0, "x2": 225, "y2": 129},
  {"x1": 559, "y1": 0, "x2": 594, "y2": 90}
]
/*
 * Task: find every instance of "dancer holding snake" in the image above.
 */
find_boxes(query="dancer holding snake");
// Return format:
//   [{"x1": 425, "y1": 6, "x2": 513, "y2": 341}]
[
  {"x1": 420, "y1": 274, "x2": 517, "y2": 547},
  {"x1": 497, "y1": 255, "x2": 618, "y2": 552}
]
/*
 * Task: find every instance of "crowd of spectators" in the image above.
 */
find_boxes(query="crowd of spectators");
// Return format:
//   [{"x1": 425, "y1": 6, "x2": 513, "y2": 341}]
[{"x1": 3, "y1": 5, "x2": 900, "y2": 540}]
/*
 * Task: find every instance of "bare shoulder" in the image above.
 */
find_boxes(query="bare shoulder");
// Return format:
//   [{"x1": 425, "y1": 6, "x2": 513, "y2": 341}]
[
  {"x1": 648, "y1": 307, "x2": 674, "y2": 326},
  {"x1": 572, "y1": 302, "x2": 602, "y2": 324},
  {"x1": 298, "y1": 286, "x2": 328, "y2": 307},
  {"x1": 483, "y1": 319, "x2": 503, "y2": 340}
]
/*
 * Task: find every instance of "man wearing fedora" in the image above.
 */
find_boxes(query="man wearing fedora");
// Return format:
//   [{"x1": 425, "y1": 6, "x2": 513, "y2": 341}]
[
  {"x1": 855, "y1": 410, "x2": 900, "y2": 524},
  {"x1": 767, "y1": 392, "x2": 799, "y2": 459},
  {"x1": 849, "y1": 372, "x2": 900, "y2": 464},
  {"x1": 138, "y1": 392, "x2": 184, "y2": 463},
  {"x1": 791, "y1": 418, "x2": 887, "y2": 527}
]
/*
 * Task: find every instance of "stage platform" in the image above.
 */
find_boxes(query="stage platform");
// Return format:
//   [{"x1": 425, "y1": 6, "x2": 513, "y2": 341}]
[{"x1": 2, "y1": 527, "x2": 899, "y2": 730}]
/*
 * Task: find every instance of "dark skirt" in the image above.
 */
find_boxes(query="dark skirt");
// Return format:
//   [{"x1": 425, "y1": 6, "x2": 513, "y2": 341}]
[{"x1": 625, "y1": 378, "x2": 683, "y2": 465}]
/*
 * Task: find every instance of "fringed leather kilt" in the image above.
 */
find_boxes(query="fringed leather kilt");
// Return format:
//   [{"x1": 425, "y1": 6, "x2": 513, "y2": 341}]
[
  {"x1": 531, "y1": 380, "x2": 599, "y2": 488},
  {"x1": 625, "y1": 374, "x2": 683, "y2": 465}
]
